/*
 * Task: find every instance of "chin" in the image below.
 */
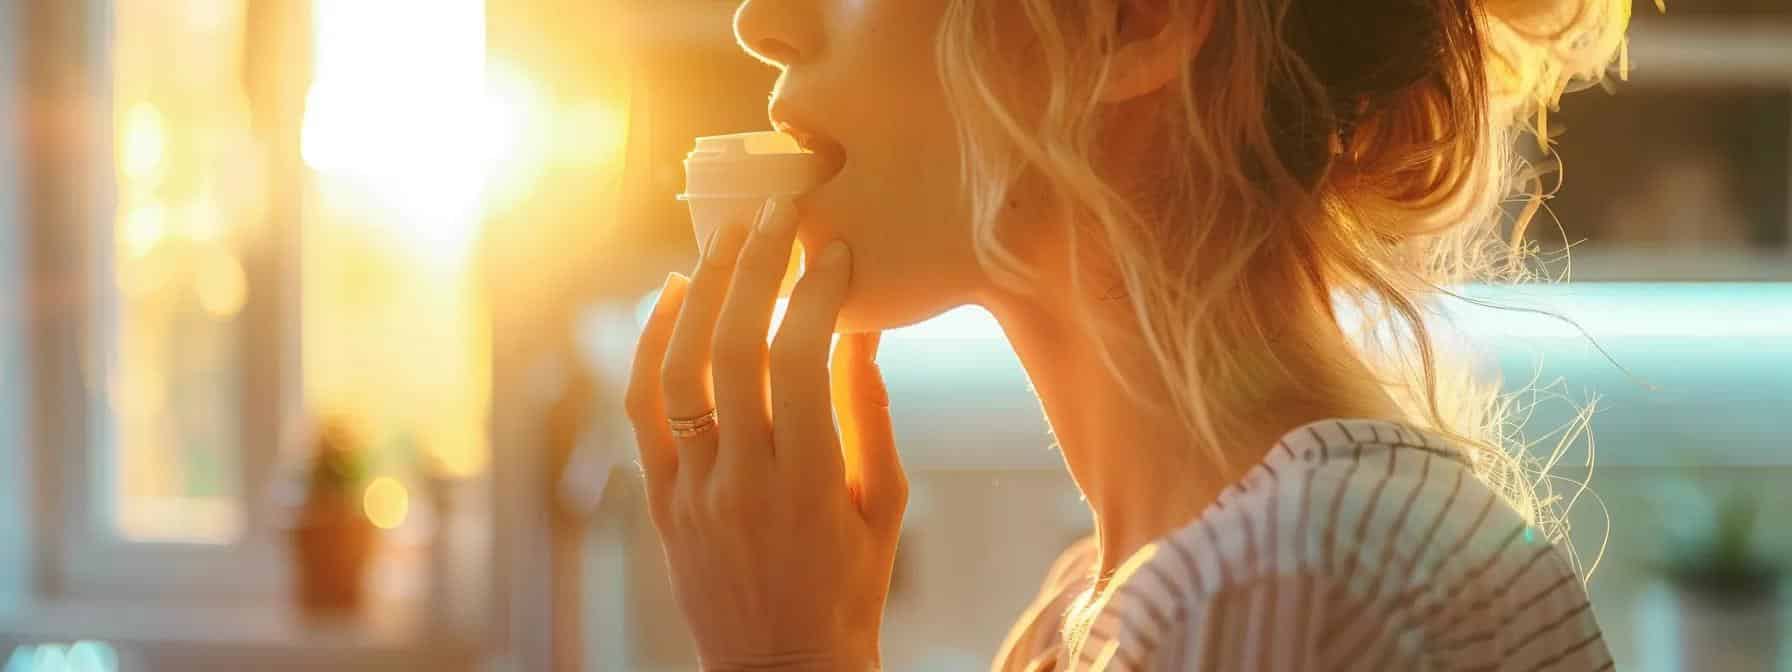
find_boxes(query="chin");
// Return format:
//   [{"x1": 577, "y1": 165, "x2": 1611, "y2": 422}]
[{"x1": 831, "y1": 278, "x2": 960, "y2": 335}]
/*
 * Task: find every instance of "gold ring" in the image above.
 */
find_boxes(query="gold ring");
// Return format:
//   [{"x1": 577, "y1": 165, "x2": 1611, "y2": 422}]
[{"x1": 668, "y1": 408, "x2": 719, "y2": 438}]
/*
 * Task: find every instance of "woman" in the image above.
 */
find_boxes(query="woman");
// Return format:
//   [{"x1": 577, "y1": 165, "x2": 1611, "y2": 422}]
[{"x1": 625, "y1": 0, "x2": 1631, "y2": 669}]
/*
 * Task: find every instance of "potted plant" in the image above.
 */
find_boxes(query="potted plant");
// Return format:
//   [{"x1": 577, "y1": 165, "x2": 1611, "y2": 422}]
[
  {"x1": 1635, "y1": 481, "x2": 1787, "y2": 672},
  {"x1": 287, "y1": 415, "x2": 380, "y2": 614}
]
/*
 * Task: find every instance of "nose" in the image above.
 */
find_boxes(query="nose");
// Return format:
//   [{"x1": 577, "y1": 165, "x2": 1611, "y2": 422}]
[{"x1": 733, "y1": 0, "x2": 822, "y2": 67}]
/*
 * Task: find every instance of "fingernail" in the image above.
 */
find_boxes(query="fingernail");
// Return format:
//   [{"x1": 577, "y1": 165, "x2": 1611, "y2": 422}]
[
  {"x1": 757, "y1": 196, "x2": 792, "y2": 235},
  {"x1": 700, "y1": 225, "x2": 723, "y2": 260},
  {"x1": 754, "y1": 198, "x2": 777, "y2": 233},
  {"x1": 703, "y1": 224, "x2": 739, "y2": 265},
  {"x1": 820, "y1": 240, "x2": 850, "y2": 268}
]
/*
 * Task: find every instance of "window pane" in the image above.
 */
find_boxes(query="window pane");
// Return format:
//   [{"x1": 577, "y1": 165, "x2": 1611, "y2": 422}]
[
  {"x1": 110, "y1": 0, "x2": 264, "y2": 543},
  {"x1": 1540, "y1": 86, "x2": 1790, "y2": 253}
]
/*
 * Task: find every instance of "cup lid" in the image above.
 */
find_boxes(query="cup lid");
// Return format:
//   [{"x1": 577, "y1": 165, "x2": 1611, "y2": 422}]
[
  {"x1": 679, "y1": 131, "x2": 829, "y2": 200},
  {"x1": 688, "y1": 131, "x2": 809, "y2": 158}
]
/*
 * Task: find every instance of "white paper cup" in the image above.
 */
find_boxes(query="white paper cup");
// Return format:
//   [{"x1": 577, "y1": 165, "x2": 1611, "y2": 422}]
[{"x1": 678, "y1": 131, "x2": 833, "y2": 298}]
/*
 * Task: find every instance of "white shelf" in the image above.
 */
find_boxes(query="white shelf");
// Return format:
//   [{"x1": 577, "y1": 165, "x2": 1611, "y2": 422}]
[{"x1": 1627, "y1": 17, "x2": 1792, "y2": 84}]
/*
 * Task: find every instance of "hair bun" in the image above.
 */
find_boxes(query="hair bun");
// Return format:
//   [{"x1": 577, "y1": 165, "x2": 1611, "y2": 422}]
[{"x1": 1481, "y1": 0, "x2": 1634, "y2": 129}]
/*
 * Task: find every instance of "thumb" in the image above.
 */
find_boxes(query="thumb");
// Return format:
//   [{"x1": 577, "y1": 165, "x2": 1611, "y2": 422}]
[{"x1": 831, "y1": 331, "x2": 905, "y2": 530}]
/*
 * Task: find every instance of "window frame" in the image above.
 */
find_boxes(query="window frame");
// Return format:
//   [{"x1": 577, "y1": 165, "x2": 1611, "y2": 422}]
[
  {"x1": 14, "y1": 0, "x2": 300, "y2": 602},
  {"x1": 6, "y1": 1, "x2": 519, "y2": 667}
]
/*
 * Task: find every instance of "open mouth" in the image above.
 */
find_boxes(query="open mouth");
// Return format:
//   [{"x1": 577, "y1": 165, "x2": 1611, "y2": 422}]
[{"x1": 771, "y1": 109, "x2": 848, "y2": 185}]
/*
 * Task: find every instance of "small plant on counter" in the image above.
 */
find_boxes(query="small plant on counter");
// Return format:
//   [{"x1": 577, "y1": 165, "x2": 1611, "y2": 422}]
[
  {"x1": 1649, "y1": 483, "x2": 1785, "y2": 603},
  {"x1": 302, "y1": 417, "x2": 371, "y2": 511},
  {"x1": 287, "y1": 414, "x2": 381, "y2": 614}
]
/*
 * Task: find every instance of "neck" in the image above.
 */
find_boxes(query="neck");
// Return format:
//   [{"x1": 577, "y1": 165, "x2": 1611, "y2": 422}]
[{"x1": 977, "y1": 283, "x2": 1400, "y2": 579}]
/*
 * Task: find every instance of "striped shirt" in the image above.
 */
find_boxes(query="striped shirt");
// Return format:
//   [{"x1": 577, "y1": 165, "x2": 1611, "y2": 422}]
[{"x1": 992, "y1": 418, "x2": 1610, "y2": 671}]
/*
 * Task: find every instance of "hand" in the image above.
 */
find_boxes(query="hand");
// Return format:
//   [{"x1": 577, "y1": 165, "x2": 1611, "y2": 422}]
[{"x1": 625, "y1": 196, "x2": 908, "y2": 672}]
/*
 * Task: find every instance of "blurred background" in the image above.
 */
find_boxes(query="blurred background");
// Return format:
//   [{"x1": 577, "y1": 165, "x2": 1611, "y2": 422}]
[{"x1": 0, "y1": 0, "x2": 1788, "y2": 670}]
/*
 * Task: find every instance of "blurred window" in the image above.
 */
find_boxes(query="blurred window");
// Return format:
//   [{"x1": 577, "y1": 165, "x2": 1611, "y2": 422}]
[
  {"x1": 1519, "y1": 3, "x2": 1792, "y2": 280},
  {"x1": 108, "y1": 0, "x2": 263, "y2": 545},
  {"x1": 23, "y1": 0, "x2": 300, "y2": 603}
]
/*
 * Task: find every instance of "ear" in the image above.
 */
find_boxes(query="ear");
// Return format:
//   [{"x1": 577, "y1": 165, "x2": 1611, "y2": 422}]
[{"x1": 1100, "y1": 3, "x2": 1196, "y2": 103}]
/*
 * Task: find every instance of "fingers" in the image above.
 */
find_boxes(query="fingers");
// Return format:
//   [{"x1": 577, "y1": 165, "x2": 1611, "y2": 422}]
[
  {"x1": 770, "y1": 240, "x2": 853, "y2": 481},
  {"x1": 626, "y1": 273, "x2": 691, "y2": 504},
  {"x1": 661, "y1": 209, "x2": 757, "y2": 480},
  {"x1": 711, "y1": 196, "x2": 797, "y2": 455},
  {"x1": 830, "y1": 332, "x2": 904, "y2": 530}
]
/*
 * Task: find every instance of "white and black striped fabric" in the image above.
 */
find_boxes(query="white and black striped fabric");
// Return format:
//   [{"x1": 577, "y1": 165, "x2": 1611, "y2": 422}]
[{"x1": 993, "y1": 418, "x2": 1609, "y2": 671}]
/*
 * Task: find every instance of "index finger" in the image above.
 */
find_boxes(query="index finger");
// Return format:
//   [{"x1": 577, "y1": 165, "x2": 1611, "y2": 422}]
[{"x1": 625, "y1": 273, "x2": 690, "y2": 499}]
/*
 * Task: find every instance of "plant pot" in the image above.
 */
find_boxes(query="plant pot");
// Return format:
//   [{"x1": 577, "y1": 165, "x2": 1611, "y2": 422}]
[
  {"x1": 1634, "y1": 580, "x2": 1785, "y2": 672},
  {"x1": 289, "y1": 506, "x2": 380, "y2": 614}
]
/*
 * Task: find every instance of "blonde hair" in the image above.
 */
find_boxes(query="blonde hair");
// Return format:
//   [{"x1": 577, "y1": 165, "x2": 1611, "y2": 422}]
[{"x1": 937, "y1": 0, "x2": 1634, "y2": 552}]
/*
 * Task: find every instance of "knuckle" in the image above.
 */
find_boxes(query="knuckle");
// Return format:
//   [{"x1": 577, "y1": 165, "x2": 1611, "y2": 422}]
[
  {"x1": 623, "y1": 391, "x2": 657, "y2": 429},
  {"x1": 768, "y1": 335, "x2": 813, "y2": 377},
  {"x1": 703, "y1": 482, "x2": 751, "y2": 521},
  {"x1": 659, "y1": 355, "x2": 699, "y2": 390},
  {"x1": 712, "y1": 335, "x2": 763, "y2": 375},
  {"x1": 672, "y1": 492, "x2": 702, "y2": 530},
  {"x1": 742, "y1": 246, "x2": 787, "y2": 279}
]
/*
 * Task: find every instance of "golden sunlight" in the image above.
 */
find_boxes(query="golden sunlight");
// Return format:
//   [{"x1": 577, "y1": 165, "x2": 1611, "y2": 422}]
[
  {"x1": 301, "y1": 0, "x2": 485, "y2": 266},
  {"x1": 299, "y1": 0, "x2": 579, "y2": 481},
  {"x1": 120, "y1": 203, "x2": 166, "y2": 258},
  {"x1": 193, "y1": 245, "x2": 248, "y2": 318},
  {"x1": 298, "y1": 0, "x2": 575, "y2": 267},
  {"x1": 479, "y1": 60, "x2": 551, "y2": 216},
  {"x1": 120, "y1": 102, "x2": 166, "y2": 181},
  {"x1": 556, "y1": 99, "x2": 628, "y2": 168},
  {"x1": 362, "y1": 476, "x2": 410, "y2": 530},
  {"x1": 181, "y1": 195, "x2": 225, "y2": 243}
]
